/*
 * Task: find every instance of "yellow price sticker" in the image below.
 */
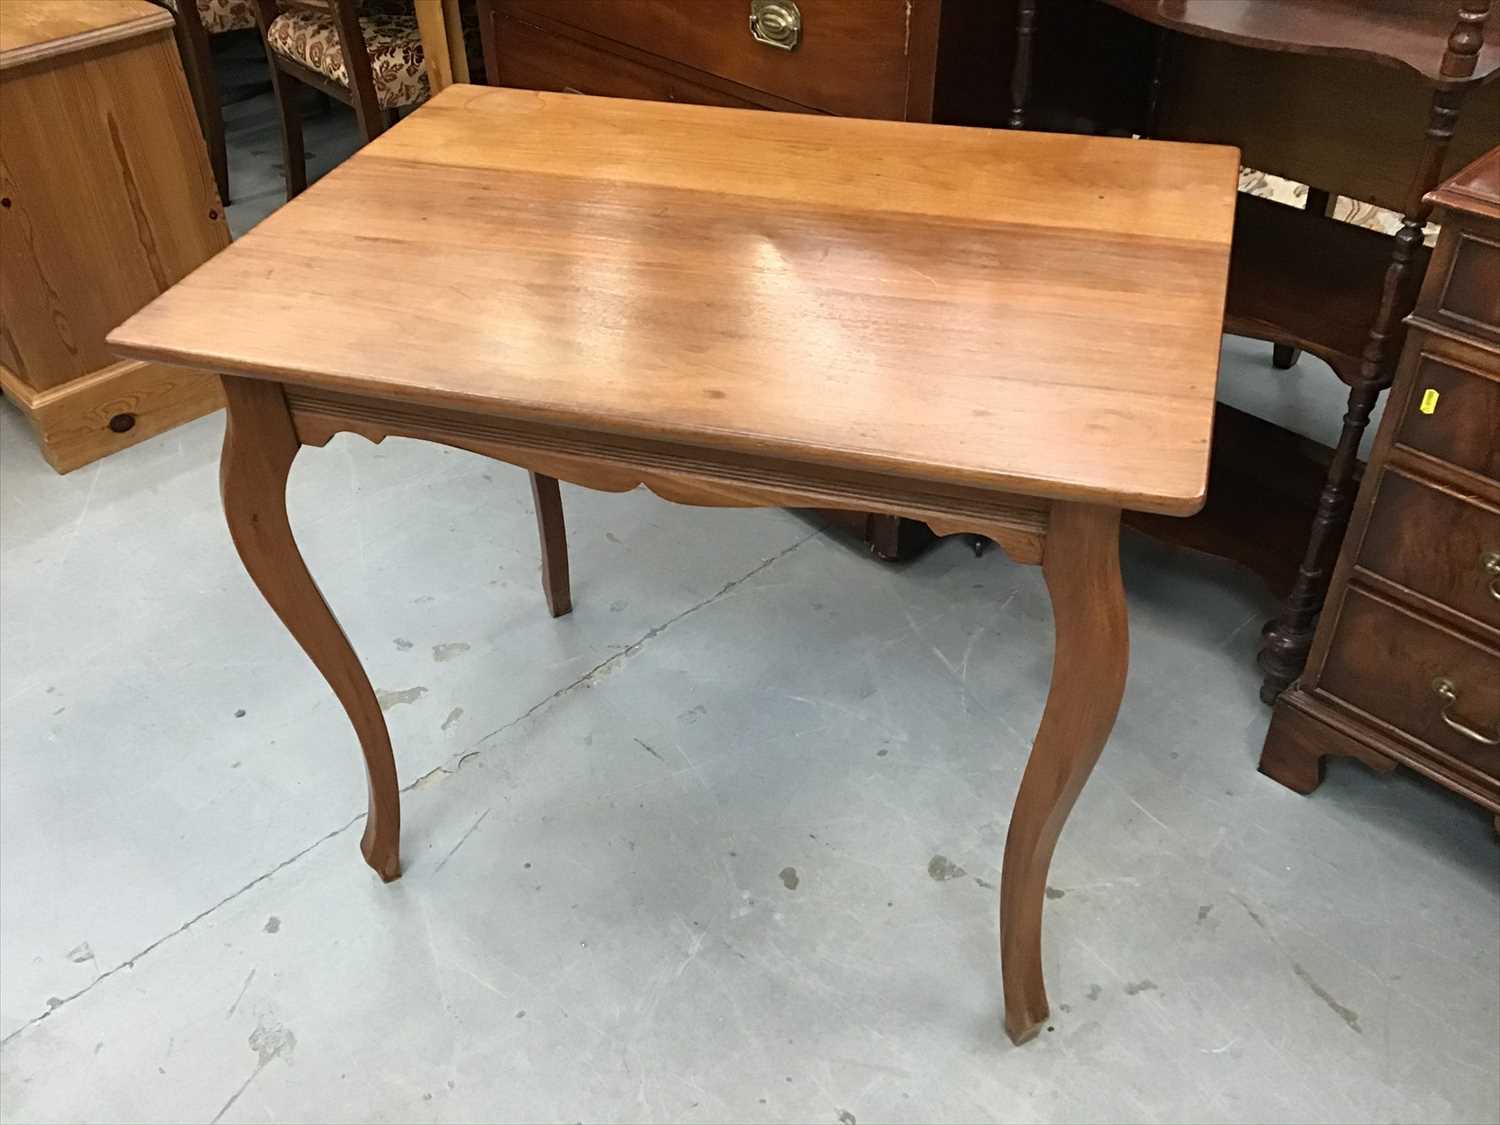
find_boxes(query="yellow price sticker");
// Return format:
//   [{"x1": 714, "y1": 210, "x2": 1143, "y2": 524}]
[{"x1": 1419, "y1": 388, "x2": 1440, "y2": 415}]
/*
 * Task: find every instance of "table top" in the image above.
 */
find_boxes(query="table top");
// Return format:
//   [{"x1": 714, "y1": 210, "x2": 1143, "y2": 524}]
[
  {"x1": 1428, "y1": 145, "x2": 1500, "y2": 221},
  {"x1": 1104, "y1": 0, "x2": 1500, "y2": 87},
  {"x1": 0, "y1": 0, "x2": 171, "y2": 71},
  {"x1": 109, "y1": 86, "x2": 1237, "y2": 515}
]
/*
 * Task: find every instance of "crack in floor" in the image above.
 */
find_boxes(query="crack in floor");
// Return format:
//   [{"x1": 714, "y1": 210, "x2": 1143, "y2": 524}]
[
  {"x1": 0, "y1": 527, "x2": 821, "y2": 1045},
  {"x1": 0, "y1": 811, "x2": 362, "y2": 1047}
]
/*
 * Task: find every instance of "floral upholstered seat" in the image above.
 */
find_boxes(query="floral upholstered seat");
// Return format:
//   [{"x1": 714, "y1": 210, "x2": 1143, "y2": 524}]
[
  {"x1": 159, "y1": 0, "x2": 258, "y2": 35},
  {"x1": 265, "y1": 2, "x2": 479, "y2": 109}
]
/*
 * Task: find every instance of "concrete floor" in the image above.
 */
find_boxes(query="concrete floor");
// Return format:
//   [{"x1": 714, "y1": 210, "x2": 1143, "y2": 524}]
[{"x1": 2, "y1": 77, "x2": 1498, "y2": 1125}]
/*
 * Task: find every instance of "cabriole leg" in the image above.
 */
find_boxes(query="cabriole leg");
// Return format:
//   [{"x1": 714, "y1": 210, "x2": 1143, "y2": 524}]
[
  {"x1": 1000, "y1": 502, "x2": 1128, "y2": 1044},
  {"x1": 220, "y1": 375, "x2": 401, "y2": 880}
]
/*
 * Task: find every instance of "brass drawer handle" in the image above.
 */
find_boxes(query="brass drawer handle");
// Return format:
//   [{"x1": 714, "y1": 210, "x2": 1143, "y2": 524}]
[
  {"x1": 1432, "y1": 677, "x2": 1500, "y2": 746},
  {"x1": 1483, "y1": 549, "x2": 1500, "y2": 601},
  {"x1": 750, "y1": 0, "x2": 801, "y2": 50}
]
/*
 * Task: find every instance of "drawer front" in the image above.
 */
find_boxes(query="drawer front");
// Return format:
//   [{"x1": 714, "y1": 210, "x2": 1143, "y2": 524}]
[
  {"x1": 491, "y1": 11, "x2": 766, "y2": 109},
  {"x1": 1395, "y1": 352, "x2": 1500, "y2": 482},
  {"x1": 1360, "y1": 470, "x2": 1500, "y2": 628},
  {"x1": 501, "y1": 0, "x2": 918, "y2": 120},
  {"x1": 1419, "y1": 226, "x2": 1500, "y2": 345},
  {"x1": 1321, "y1": 589, "x2": 1500, "y2": 780}
]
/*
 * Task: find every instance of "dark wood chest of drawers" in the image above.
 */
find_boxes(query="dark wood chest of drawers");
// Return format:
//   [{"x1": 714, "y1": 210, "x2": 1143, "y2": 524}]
[
  {"x1": 484, "y1": 0, "x2": 945, "y2": 121},
  {"x1": 1260, "y1": 148, "x2": 1500, "y2": 822}
]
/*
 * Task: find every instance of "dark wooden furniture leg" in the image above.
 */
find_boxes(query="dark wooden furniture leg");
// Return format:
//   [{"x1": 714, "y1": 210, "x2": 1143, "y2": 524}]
[
  {"x1": 329, "y1": 0, "x2": 389, "y2": 141},
  {"x1": 220, "y1": 376, "x2": 401, "y2": 880},
  {"x1": 1272, "y1": 346, "x2": 1308, "y2": 372},
  {"x1": 1270, "y1": 344, "x2": 1301, "y2": 368},
  {"x1": 1257, "y1": 83, "x2": 1469, "y2": 704},
  {"x1": 529, "y1": 472, "x2": 571, "y2": 618},
  {"x1": 252, "y1": 0, "x2": 389, "y2": 200},
  {"x1": 1008, "y1": 0, "x2": 1037, "y2": 128},
  {"x1": 1000, "y1": 502, "x2": 1128, "y2": 1044},
  {"x1": 1269, "y1": 344, "x2": 1300, "y2": 369},
  {"x1": 1144, "y1": 25, "x2": 1172, "y2": 138},
  {"x1": 265, "y1": 58, "x2": 307, "y2": 199},
  {"x1": 171, "y1": 0, "x2": 230, "y2": 205}
]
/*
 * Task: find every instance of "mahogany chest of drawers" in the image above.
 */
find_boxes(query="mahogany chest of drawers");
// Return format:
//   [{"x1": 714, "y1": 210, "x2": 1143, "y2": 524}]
[
  {"x1": 1260, "y1": 148, "x2": 1500, "y2": 823},
  {"x1": 482, "y1": 0, "x2": 946, "y2": 121}
]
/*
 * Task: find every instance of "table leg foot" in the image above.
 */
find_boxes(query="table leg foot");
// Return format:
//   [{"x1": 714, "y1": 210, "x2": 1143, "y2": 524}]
[
  {"x1": 530, "y1": 472, "x2": 572, "y2": 618},
  {"x1": 1000, "y1": 502, "x2": 1127, "y2": 1044},
  {"x1": 220, "y1": 375, "x2": 402, "y2": 880},
  {"x1": 1006, "y1": 1010, "x2": 1047, "y2": 1047},
  {"x1": 361, "y1": 818, "x2": 402, "y2": 881}
]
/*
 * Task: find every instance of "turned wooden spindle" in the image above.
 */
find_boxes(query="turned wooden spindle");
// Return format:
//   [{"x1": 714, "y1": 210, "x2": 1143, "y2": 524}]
[
  {"x1": 1442, "y1": 0, "x2": 1492, "y2": 77},
  {"x1": 1257, "y1": 18, "x2": 1483, "y2": 702}
]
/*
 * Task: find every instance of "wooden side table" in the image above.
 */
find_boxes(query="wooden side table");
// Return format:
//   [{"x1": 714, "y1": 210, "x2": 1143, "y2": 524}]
[
  {"x1": 0, "y1": 0, "x2": 229, "y2": 473},
  {"x1": 109, "y1": 87, "x2": 1236, "y2": 1045}
]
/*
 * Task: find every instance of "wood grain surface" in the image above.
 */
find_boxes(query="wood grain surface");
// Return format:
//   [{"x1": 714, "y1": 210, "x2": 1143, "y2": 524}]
[
  {"x1": 1394, "y1": 351, "x2": 1500, "y2": 482},
  {"x1": 219, "y1": 375, "x2": 402, "y2": 881},
  {"x1": 1320, "y1": 587, "x2": 1500, "y2": 778},
  {"x1": 2, "y1": 19, "x2": 228, "y2": 390},
  {"x1": 1, "y1": 0, "x2": 228, "y2": 471},
  {"x1": 484, "y1": 8, "x2": 778, "y2": 110},
  {"x1": 0, "y1": 359, "x2": 224, "y2": 473},
  {"x1": 498, "y1": 0, "x2": 927, "y2": 120},
  {"x1": 1357, "y1": 469, "x2": 1500, "y2": 630},
  {"x1": 110, "y1": 86, "x2": 1235, "y2": 514},
  {"x1": 0, "y1": 0, "x2": 171, "y2": 71},
  {"x1": 999, "y1": 501, "x2": 1128, "y2": 1044},
  {"x1": 1429, "y1": 147, "x2": 1500, "y2": 220},
  {"x1": 1105, "y1": 0, "x2": 1500, "y2": 86}
]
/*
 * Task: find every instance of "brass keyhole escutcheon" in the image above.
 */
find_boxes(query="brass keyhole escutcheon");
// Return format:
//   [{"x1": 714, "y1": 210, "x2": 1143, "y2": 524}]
[{"x1": 750, "y1": 0, "x2": 801, "y2": 50}]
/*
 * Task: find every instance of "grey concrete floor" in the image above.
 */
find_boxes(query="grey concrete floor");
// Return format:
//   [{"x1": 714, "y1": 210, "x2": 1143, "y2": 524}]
[{"x1": 2, "y1": 76, "x2": 1498, "y2": 1125}]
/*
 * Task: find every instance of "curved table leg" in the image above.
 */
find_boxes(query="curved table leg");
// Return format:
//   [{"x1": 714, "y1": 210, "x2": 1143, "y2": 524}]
[
  {"x1": 219, "y1": 376, "x2": 401, "y2": 881},
  {"x1": 1000, "y1": 502, "x2": 1128, "y2": 1044},
  {"x1": 529, "y1": 473, "x2": 572, "y2": 618}
]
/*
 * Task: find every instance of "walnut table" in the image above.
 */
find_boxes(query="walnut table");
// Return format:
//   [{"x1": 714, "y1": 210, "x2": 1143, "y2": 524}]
[{"x1": 109, "y1": 86, "x2": 1236, "y2": 1045}]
